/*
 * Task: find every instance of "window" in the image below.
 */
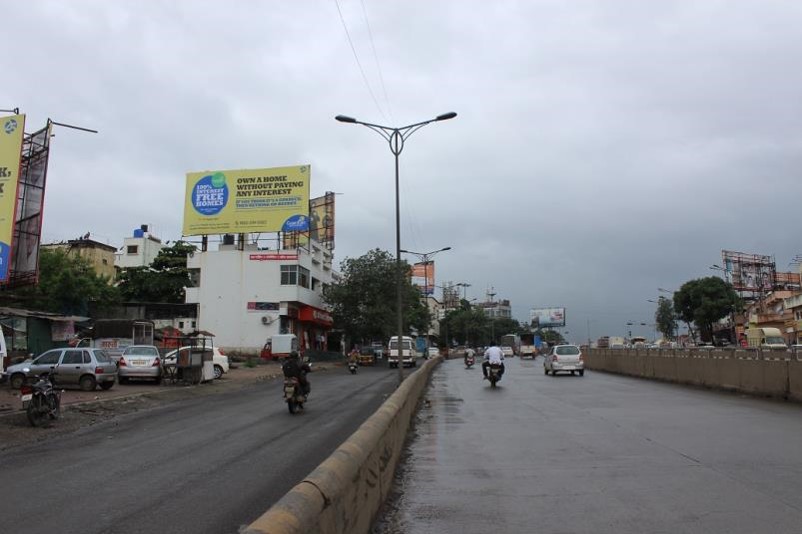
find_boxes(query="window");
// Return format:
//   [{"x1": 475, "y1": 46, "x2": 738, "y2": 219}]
[
  {"x1": 298, "y1": 266, "x2": 310, "y2": 288},
  {"x1": 127, "y1": 245, "x2": 138, "y2": 254},
  {"x1": 95, "y1": 351, "x2": 111, "y2": 363},
  {"x1": 191, "y1": 321, "x2": 196, "y2": 328},
  {"x1": 312, "y1": 277, "x2": 320, "y2": 291},
  {"x1": 62, "y1": 350, "x2": 84, "y2": 365},
  {"x1": 281, "y1": 265, "x2": 298, "y2": 285},
  {"x1": 35, "y1": 350, "x2": 61, "y2": 365},
  {"x1": 102, "y1": 259, "x2": 108, "y2": 265},
  {"x1": 179, "y1": 321, "x2": 184, "y2": 329}
]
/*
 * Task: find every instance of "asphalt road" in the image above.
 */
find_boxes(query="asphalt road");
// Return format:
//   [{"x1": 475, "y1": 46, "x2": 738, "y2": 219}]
[
  {"x1": 0, "y1": 364, "x2": 399, "y2": 534},
  {"x1": 376, "y1": 356, "x2": 802, "y2": 534}
]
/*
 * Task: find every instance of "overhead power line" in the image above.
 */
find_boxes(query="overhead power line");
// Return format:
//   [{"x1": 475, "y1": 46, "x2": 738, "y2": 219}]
[
  {"x1": 333, "y1": 0, "x2": 388, "y2": 121},
  {"x1": 360, "y1": 0, "x2": 393, "y2": 121}
]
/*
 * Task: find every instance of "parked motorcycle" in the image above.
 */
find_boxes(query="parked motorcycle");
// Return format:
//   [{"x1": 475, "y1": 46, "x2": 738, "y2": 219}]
[
  {"x1": 20, "y1": 373, "x2": 61, "y2": 427},
  {"x1": 487, "y1": 363, "x2": 503, "y2": 388},
  {"x1": 348, "y1": 361, "x2": 359, "y2": 374},
  {"x1": 465, "y1": 355, "x2": 475, "y2": 369}
]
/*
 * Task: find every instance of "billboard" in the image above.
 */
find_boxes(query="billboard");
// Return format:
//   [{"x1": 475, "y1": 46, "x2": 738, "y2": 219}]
[
  {"x1": 11, "y1": 121, "x2": 51, "y2": 285},
  {"x1": 530, "y1": 307, "x2": 566, "y2": 328},
  {"x1": 411, "y1": 261, "x2": 435, "y2": 295},
  {"x1": 0, "y1": 114, "x2": 25, "y2": 283},
  {"x1": 183, "y1": 165, "x2": 310, "y2": 236},
  {"x1": 721, "y1": 250, "x2": 775, "y2": 292},
  {"x1": 282, "y1": 192, "x2": 336, "y2": 250}
]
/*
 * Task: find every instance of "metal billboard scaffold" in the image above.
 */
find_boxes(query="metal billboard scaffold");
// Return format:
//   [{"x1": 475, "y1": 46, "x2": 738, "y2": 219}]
[{"x1": 721, "y1": 250, "x2": 776, "y2": 295}]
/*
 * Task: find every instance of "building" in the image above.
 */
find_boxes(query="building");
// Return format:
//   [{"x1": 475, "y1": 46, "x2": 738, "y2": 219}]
[
  {"x1": 743, "y1": 290, "x2": 795, "y2": 344},
  {"x1": 185, "y1": 236, "x2": 336, "y2": 355},
  {"x1": 479, "y1": 298, "x2": 512, "y2": 319},
  {"x1": 42, "y1": 237, "x2": 117, "y2": 280},
  {"x1": 115, "y1": 225, "x2": 165, "y2": 269}
]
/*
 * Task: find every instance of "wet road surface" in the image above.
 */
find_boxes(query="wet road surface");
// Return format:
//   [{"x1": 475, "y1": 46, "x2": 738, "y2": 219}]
[
  {"x1": 375, "y1": 356, "x2": 802, "y2": 534},
  {"x1": 1, "y1": 365, "x2": 398, "y2": 534}
]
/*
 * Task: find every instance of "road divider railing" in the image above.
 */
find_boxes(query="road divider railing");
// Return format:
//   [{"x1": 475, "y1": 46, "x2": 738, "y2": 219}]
[
  {"x1": 243, "y1": 355, "x2": 443, "y2": 534},
  {"x1": 586, "y1": 349, "x2": 802, "y2": 402}
]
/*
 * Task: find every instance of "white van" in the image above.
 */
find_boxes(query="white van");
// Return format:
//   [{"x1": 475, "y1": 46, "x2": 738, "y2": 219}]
[
  {"x1": 388, "y1": 336, "x2": 416, "y2": 368},
  {"x1": 746, "y1": 327, "x2": 787, "y2": 350},
  {"x1": 0, "y1": 331, "x2": 7, "y2": 382}
]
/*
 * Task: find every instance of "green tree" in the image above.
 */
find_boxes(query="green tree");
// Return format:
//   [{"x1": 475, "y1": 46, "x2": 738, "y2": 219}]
[
  {"x1": 654, "y1": 297, "x2": 677, "y2": 340},
  {"x1": 9, "y1": 248, "x2": 120, "y2": 315},
  {"x1": 440, "y1": 302, "x2": 488, "y2": 347},
  {"x1": 323, "y1": 248, "x2": 429, "y2": 345},
  {"x1": 116, "y1": 241, "x2": 196, "y2": 303},
  {"x1": 673, "y1": 277, "x2": 740, "y2": 342}
]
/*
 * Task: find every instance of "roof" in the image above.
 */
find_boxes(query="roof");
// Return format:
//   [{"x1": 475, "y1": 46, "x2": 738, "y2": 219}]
[{"x1": 0, "y1": 306, "x2": 89, "y2": 323}]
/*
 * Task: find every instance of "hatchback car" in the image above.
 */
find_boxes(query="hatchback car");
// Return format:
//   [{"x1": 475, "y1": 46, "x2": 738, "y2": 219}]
[
  {"x1": 118, "y1": 345, "x2": 162, "y2": 384},
  {"x1": 501, "y1": 346, "x2": 514, "y2": 357},
  {"x1": 544, "y1": 344, "x2": 585, "y2": 376},
  {"x1": 6, "y1": 348, "x2": 118, "y2": 391},
  {"x1": 162, "y1": 346, "x2": 229, "y2": 379}
]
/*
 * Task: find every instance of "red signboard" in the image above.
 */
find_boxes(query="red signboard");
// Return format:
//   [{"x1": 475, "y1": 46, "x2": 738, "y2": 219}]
[
  {"x1": 298, "y1": 305, "x2": 333, "y2": 326},
  {"x1": 249, "y1": 253, "x2": 298, "y2": 261}
]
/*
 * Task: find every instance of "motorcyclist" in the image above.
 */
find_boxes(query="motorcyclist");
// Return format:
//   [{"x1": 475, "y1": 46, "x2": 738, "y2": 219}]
[
  {"x1": 282, "y1": 351, "x2": 311, "y2": 396},
  {"x1": 464, "y1": 346, "x2": 476, "y2": 366},
  {"x1": 482, "y1": 342, "x2": 505, "y2": 380},
  {"x1": 348, "y1": 347, "x2": 359, "y2": 365}
]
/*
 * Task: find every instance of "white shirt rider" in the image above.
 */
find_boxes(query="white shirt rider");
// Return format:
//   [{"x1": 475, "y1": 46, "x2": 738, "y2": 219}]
[{"x1": 484, "y1": 345, "x2": 504, "y2": 364}]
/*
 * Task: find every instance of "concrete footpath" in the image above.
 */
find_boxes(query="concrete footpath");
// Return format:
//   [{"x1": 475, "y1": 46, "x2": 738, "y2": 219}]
[{"x1": 375, "y1": 356, "x2": 802, "y2": 534}]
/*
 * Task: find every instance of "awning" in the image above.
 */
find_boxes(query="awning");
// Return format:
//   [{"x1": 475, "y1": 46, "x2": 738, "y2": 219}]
[{"x1": 298, "y1": 305, "x2": 333, "y2": 327}]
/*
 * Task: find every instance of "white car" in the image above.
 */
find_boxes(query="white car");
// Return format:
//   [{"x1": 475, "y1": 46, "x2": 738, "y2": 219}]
[
  {"x1": 544, "y1": 344, "x2": 585, "y2": 376},
  {"x1": 500, "y1": 346, "x2": 514, "y2": 357},
  {"x1": 162, "y1": 346, "x2": 230, "y2": 379},
  {"x1": 427, "y1": 347, "x2": 440, "y2": 358}
]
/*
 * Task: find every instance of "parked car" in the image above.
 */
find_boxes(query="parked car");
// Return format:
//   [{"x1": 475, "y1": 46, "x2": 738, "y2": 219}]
[
  {"x1": 544, "y1": 344, "x2": 585, "y2": 376},
  {"x1": 427, "y1": 347, "x2": 440, "y2": 358},
  {"x1": 118, "y1": 345, "x2": 162, "y2": 384},
  {"x1": 162, "y1": 346, "x2": 230, "y2": 379},
  {"x1": 6, "y1": 347, "x2": 117, "y2": 391}
]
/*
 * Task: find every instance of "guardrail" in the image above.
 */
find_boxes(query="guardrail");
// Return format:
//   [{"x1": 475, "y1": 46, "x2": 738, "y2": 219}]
[
  {"x1": 586, "y1": 348, "x2": 802, "y2": 401},
  {"x1": 243, "y1": 355, "x2": 443, "y2": 534}
]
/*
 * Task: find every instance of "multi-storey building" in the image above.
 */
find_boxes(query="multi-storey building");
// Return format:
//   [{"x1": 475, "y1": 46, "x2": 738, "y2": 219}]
[
  {"x1": 115, "y1": 225, "x2": 165, "y2": 269},
  {"x1": 42, "y1": 237, "x2": 117, "y2": 280}
]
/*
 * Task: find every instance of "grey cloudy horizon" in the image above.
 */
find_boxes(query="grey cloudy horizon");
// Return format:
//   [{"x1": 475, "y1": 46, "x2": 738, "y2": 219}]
[{"x1": 4, "y1": 0, "x2": 802, "y2": 342}]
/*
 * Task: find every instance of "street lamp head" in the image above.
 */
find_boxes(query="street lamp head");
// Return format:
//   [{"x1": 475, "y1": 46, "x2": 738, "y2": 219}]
[
  {"x1": 435, "y1": 111, "x2": 457, "y2": 121},
  {"x1": 440, "y1": 246, "x2": 452, "y2": 252},
  {"x1": 335, "y1": 115, "x2": 357, "y2": 123}
]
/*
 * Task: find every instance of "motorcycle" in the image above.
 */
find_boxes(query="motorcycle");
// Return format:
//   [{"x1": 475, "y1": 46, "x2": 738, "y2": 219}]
[
  {"x1": 487, "y1": 363, "x2": 503, "y2": 388},
  {"x1": 20, "y1": 373, "x2": 61, "y2": 427},
  {"x1": 283, "y1": 377, "x2": 307, "y2": 414},
  {"x1": 465, "y1": 355, "x2": 475, "y2": 369},
  {"x1": 348, "y1": 361, "x2": 359, "y2": 374}
]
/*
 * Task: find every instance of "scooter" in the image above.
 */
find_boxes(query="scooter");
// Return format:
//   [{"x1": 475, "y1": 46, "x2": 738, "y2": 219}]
[
  {"x1": 465, "y1": 355, "x2": 475, "y2": 369},
  {"x1": 20, "y1": 372, "x2": 61, "y2": 427},
  {"x1": 348, "y1": 361, "x2": 359, "y2": 374},
  {"x1": 283, "y1": 377, "x2": 307, "y2": 414},
  {"x1": 487, "y1": 363, "x2": 503, "y2": 388}
]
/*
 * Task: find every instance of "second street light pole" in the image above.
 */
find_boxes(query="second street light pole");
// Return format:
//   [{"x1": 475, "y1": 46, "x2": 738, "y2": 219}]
[
  {"x1": 400, "y1": 247, "x2": 452, "y2": 356},
  {"x1": 336, "y1": 111, "x2": 457, "y2": 384}
]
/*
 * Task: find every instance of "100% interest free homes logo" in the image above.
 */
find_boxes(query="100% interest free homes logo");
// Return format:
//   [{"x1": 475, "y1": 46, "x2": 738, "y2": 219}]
[{"x1": 192, "y1": 172, "x2": 229, "y2": 215}]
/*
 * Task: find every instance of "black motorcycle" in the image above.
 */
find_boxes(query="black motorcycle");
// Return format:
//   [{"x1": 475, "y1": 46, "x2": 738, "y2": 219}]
[
  {"x1": 20, "y1": 373, "x2": 61, "y2": 427},
  {"x1": 487, "y1": 363, "x2": 503, "y2": 388},
  {"x1": 348, "y1": 361, "x2": 359, "y2": 374}
]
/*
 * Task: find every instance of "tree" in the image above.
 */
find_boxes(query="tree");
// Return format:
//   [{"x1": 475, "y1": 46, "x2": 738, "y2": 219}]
[
  {"x1": 8, "y1": 248, "x2": 120, "y2": 315},
  {"x1": 654, "y1": 297, "x2": 677, "y2": 340},
  {"x1": 323, "y1": 248, "x2": 429, "y2": 346},
  {"x1": 673, "y1": 277, "x2": 740, "y2": 343},
  {"x1": 116, "y1": 241, "x2": 196, "y2": 303}
]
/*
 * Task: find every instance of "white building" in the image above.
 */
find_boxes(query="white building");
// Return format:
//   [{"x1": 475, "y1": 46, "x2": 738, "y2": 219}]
[
  {"x1": 115, "y1": 225, "x2": 165, "y2": 269},
  {"x1": 185, "y1": 237, "x2": 336, "y2": 355}
]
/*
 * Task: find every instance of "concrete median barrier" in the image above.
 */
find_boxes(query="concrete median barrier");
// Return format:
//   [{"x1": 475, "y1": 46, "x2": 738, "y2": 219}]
[
  {"x1": 789, "y1": 360, "x2": 802, "y2": 402},
  {"x1": 244, "y1": 356, "x2": 442, "y2": 534}
]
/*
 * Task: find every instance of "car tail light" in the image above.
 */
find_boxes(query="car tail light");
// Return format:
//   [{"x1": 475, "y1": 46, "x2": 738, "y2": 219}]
[
  {"x1": 20, "y1": 384, "x2": 33, "y2": 395},
  {"x1": 119, "y1": 357, "x2": 127, "y2": 367},
  {"x1": 152, "y1": 357, "x2": 160, "y2": 367},
  {"x1": 218, "y1": 348, "x2": 226, "y2": 355},
  {"x1": 95, "y1": 367, "x2": 104, "y2": 374},
  {"x1": 552, "y1": 354, "x2": 559, "y2": 362}
]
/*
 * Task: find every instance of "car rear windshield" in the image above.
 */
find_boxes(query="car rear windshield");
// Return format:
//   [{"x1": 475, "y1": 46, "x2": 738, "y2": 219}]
[
  {"x1": 124, "y1": 346, "x2": 159, "y2": 356},
  {"x1": 556, "y1": 346, "x2": 580, "y2": 355},
  {"x1": 94, "y1": 350, "x2": 111, "y2": 363}
]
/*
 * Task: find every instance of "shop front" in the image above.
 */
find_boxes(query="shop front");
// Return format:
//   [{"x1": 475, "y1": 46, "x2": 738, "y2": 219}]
[{"x1": 297, "y1": 305, "x2": 333, "y2": 351}]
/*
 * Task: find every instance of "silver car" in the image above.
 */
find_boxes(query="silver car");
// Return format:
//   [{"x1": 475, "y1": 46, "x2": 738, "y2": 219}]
[
  {"x1": 6, "y1": 348, "x2": 118, "y2": 391},
  {"x1": 544, "y1": 344, "x2": 585, "y2": 376},
  {"x1": 118, "y1": 345, "x2": 162, "y2": 384}
]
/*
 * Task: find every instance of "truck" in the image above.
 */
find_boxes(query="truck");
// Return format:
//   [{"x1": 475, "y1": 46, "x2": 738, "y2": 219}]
[
  {"x1": 388, "y1": 336, "x2": 416, "y2": 368},
  {"x1": 745, "y1": 327, "x2": 787, "y2": 350},
  {"x1": 608, "y1": 336, "x2": 626, "y2": 349},
  {"x1": 519, "y1": 333, "x2": 536, "y2": 358},
  {"x1": 260, "y1": 334, "x2": 299, "y2": 360},
  {"x1": 500, "y1": 333, "x2": 521, "y2": 356}
]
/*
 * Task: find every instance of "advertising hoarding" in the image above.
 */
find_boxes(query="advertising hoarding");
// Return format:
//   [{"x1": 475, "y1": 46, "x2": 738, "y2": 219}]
[
  {"x1": 530, "y1": 307, "x2": 566, "y2": 328},
  {"x1": 721, "y1": 250, "x2": 775, "y2": 292},
  {"x1": 411, "y1": 261, "x2": 435, "y2": 295},
  {"x1": 183, "y1": 165, "x2": 310, "y2": 236},
  {"x1": 0, "y1": 114, "x2": 25, "y2": 283},
  {"x1": 282, "y1": 192, "x2": 336, "y2": 250}
]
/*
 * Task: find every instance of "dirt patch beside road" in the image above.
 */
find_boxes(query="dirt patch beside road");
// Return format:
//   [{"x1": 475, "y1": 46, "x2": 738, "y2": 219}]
[{"x1": 0, "y1": 362, "x2": 337, "y2": 451}]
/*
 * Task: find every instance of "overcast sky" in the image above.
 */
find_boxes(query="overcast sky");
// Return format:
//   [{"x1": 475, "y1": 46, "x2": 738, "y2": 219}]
[{"x1": 4, "y1": 0, "x2": 802, "y2": 341}]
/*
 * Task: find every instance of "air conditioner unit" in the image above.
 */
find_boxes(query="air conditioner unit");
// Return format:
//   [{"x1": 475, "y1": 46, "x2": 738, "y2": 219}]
[{"x1": 261, "y1": 315, "x2": 275, "y2": 325}]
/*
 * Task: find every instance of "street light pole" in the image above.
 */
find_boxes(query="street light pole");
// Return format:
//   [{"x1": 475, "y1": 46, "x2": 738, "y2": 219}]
[
  {"x1": 400, "y1": 247, "x2": 452, "y2": 355},
  {"x1": 336, "y1": 112, "x2": 457, "y2": 384}
]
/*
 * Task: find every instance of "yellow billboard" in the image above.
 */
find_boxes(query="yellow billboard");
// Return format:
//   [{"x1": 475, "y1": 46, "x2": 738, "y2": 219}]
[
  {"x1": 182, "y1": 165, "x2": 310, "y2": 236},
  {"x1": 0, "y1": 114, "x2": 25, "y2": 283}
]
